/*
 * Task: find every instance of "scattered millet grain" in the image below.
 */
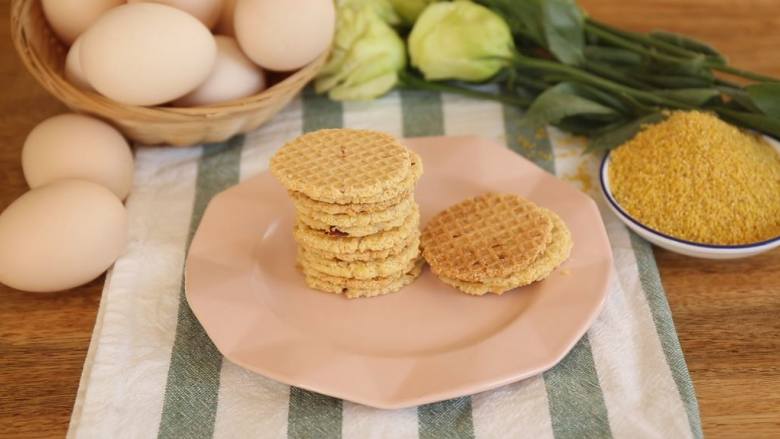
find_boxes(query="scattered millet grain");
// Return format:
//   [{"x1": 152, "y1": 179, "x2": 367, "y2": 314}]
[
  {"x1": 608, "y1": 111, "x2": 780, "y2": 245},
  {"x1": 565, "y1": 161, "x2": 594, "y2": 194}
]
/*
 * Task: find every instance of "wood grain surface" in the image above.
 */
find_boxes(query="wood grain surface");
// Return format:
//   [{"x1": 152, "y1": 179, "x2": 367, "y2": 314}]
[{"x1": 1, "y1": 0, "x2": 779, "y2": 437}]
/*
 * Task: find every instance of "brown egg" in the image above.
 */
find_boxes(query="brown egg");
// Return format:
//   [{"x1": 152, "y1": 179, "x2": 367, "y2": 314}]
[
  {"x1": 80, "y1": 3, "x2": 217, "y2": 106},
  {"x1": 175, "y1": 36, "x2": 266, "y2": 106},
  {"x1": 127, "y1": 0, "x2": 224, "y2": 28},
  {"x1": 0, "y1": 180, "x2": 128, "y2": 293},
  {"x1": 64, "y1": 37, "x2": 94, "y2": 91},
  {"x1": 234, "y1": 0, "x2": 335, "y2": 71},
  {"x1": 22, "y1": 114, "x2": 134, "y2": 200},
  {"x1": 41, "y1": 0, "x2": 124, "y2": 44}
]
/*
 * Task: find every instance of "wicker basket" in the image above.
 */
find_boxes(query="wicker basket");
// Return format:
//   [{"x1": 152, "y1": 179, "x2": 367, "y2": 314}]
[{"x1": 10, "y1": 0, "x2": 327, "y2": 146}]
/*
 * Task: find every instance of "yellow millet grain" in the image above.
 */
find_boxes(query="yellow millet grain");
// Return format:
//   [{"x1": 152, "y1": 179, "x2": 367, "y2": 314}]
[
  {"x1": 608, "y1": 111, "x2": 780, "y2": 245},
  {"x1": 565, "y1": 161, "x2": 594, "y2": 194}
]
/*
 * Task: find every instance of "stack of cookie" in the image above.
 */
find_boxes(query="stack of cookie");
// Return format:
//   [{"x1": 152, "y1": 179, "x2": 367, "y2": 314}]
[
  {"x1": 270, "y1": 128, "x2": 423, "y2": 299},
  {"x1": 421, "y1": 193, "x2": 572, "y2": 295}
]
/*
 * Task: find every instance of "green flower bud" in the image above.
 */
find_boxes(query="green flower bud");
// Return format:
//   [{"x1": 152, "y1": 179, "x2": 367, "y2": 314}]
[
  {"x1": 409, "y1": 1, "x2": 515, "y2": 82},
  {"x1": 316, "y1": 3, "x2": 407, "y2": 100},
  {"x1": 389, "y1": 0, "x2": 440, "y2": 24},
  {"x1": 341, "y1": 0, "x2": 401, "y2": 26}
]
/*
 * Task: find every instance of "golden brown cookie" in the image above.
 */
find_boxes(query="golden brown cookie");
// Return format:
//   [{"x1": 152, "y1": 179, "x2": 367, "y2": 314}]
[
  {"x1": 293, "y1": 193, "x2": 415, "y2": 228},
  {"x1": 297, "y1": 203, "x2": 417, "y2": 237},
  {"x1": 293, "y1": 205, "x2": 421, "y2": 253},
  {"x1": 301, "y1": 258, "x2": 424, "y2": 299},
  {"x1": 421, "y1": 193, "x2": 553, "y2": 282},
  {"x1": 270, "y1": 129, "x2": 412, "y2": 203},
  {"x1": 288, "y1": 150, "x2": 422, "y2": 208},
  {"x1": 434, "y1": 208, "x2": 572, "y2": 295},
  {"x1": 290, "y1": 188, "x2": 413, "y2": 215},
  {"x1": 303, "y1": 230, "x2": 420, "y2": 262},
  {"x1": 298, "y1": 237, "x2": 421, "y2": 280}
]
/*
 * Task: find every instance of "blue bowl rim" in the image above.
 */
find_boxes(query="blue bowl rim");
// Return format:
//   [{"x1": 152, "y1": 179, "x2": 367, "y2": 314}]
[{"x1": 599, "y1": 152, "x2": 780, "y2": 250}]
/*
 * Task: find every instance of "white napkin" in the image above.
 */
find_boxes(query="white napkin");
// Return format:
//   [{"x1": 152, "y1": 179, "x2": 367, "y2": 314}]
[{"x1": 67, "y1": 89, "x2": 701, "y2": 439}]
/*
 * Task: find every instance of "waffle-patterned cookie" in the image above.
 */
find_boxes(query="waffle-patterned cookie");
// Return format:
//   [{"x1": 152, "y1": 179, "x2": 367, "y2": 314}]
[
  {"x1": 270, "y1": 129, "x2": 412, "y2": 203},
  {"x1": 303, "y1": 231, "x2": 420, "y2": 262},
  {"x1": 421, "y1": 193, "x2": 553, "y2": 282},
  {"x1": 288, "y1": 150, "x2": 422, "y2": 209},
  {"x1": 293, "y1": 193, "x2": 415, "y2": 228},
  {"x1": 293, "y1": 206, "x2": 420, "y2": 253},
  {"x1": 298, "y1": 237, "x2": 421, "y2": 280},
  {"x1": 301, "y1": 258, "x2": 424, "y2": 299},
  {"x1": 290, "y1": 188, "x2": 413, "y2": 215},
  {"x1": 436, "y1": 209, "x2": 572, "y2": 295},
  {"x1": 297, "y1": 203, "x2": 418, "y2": 237}
]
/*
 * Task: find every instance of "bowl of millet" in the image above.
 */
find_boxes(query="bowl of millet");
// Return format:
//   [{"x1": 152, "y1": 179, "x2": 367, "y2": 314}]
[{"x1": 600, "y1": 110, "x2": 780, "y2": 259}]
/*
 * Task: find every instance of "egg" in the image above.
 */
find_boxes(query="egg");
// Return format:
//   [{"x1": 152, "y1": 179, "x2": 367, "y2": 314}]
[
  {"x1": 64, "y1": 37, "x2": 93, "y2": 91},
  {"x1": 127, "y1": 0, "x2": 223, "y2": 28},
  {"x1": 0, "y1": 180, "x2": 127, "y2": 293},
  {"x1": 80, "y1": 3, "x2": 217, "y2": 106},
  {"x1": 215, "y1": 0, "x2": 237, "y2": 36},
  {"x1": 174, "y1": 36, "x2": 266, "y2": 106},
  {"x1": 41, "y1": 0, "x2": 124, "y2": 45},
  {"x1": 234, "y1": 0, "x2": 335, "y2": 71},
  {"x1": 22, "y1": 114, "x2": 134, "y2": 200}
]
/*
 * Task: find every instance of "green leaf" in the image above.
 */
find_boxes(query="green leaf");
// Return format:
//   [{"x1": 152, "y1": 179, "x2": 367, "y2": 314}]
[
  {"x1": 583, "y1": 60, "x2": 652, "y2": 90},
  {"x1": 717, "y1": 86, "x2": 763, "y2": 113},
  {"x1": 506, "y1": 70, "x2": 552, "y2": 92},
  {"x1": 478, "y1": 0, "x2": 585, "y2": 65},
  {"x1": 552, "y1": 82, "x2": 633, "y2": 114},
  {"x1": 520, "y1": 82, "x2": 618, "y2": 131},
  {"x1": 584, "y1": 45, "x2": 643, "y2": 66},
  {"x1": 630, "y1": 72, "x2": 713, "y2": 89},
  {"x1": 649, "y1": 31, "x2": 726, "y2": 63},
  {"x1": 648, "y1": 57, "x2": 714, "y2": 79},
  {"x1": 654, "y1": 88, "x2": 721, "y2": 106},
  {"x1": 585, "y1": 112, "x2": 667, "y2": 153},
  {"x1": 478, "y1": 0, "x2": 546, "y2": 45},
  {"x1": 614, "y1": 92, "x2": 657, "y2": 114},
  {"x1": 541, "y1": 0, "x2": 586, "y2": 65},
  {"x1": 745, "y1": 82, "x2": 780, "y2": 118},
  {"x1": 555, "y1": 114, "x2": 626, "y2": 136},
  {"x1": 716, "y1": 108, "x2": 780, "y2": 138}
]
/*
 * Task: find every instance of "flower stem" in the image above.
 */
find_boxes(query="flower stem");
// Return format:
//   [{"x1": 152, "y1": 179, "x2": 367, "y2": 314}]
[
  {"x1": 587, "y1": 19, "x2": 703, "y2": 60},
  {"x1": 586, "y1": 19, "x2": 780, "y2": 83},
  {"x1": 710, "y1": 65, "x2": 780, "y2": 83},
  {"x1": 585, "y1": 24, "x2": 691, "y2": 66},
  {"x1": 714, "y1": 77, "x2": 742, "y2": 89},
  {"x1": 511, "y1": 55, "x2": 693, "y2": 109},
  {"x1": 582, "y1": 61, "x2": 653, "y2": 90},
  {"x1": 399, "y1": 72, "x2": 532, "y2": 107}
]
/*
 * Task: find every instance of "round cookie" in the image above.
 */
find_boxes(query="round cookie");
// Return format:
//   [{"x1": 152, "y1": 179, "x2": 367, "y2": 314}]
[
  {"x1": 298, "y1": 238, "x2": 421, "y2": 280},
  {"x1": 293, "y1": 193, "x2": 415, "y2": 228},
  {"x1": 301, "y1": 258, "x2": 424, "y2": 299},
  {"x1": 435, "y1": 208, "x2": 572, "y2": 295},
  {"x1": 297, "y1": 203, "x2": 417, "y2": 237},
  {"x1": 270, "y1": 129, "x2": 412, "y2": 203},
  {"x1": 303, "y1": 231, "x2": 420, "y2": 262},
  {"x1": 287, "y1": 150, "x2": 423, "y2": 206},
  {"x1": 421, "y1": 193, "x2": 553, "y2": 282},
  {"x1": 293, "y1": 206, "x2": 421, "y2": 253},
  {"x1": 290, "y1": 188, "x2": 412, "y2": 215}
]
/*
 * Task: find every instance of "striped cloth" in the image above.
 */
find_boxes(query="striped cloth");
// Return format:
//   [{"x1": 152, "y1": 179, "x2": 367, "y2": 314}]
[{"x1": 67, "y1": 88, "x2": 702, "y2": 439}]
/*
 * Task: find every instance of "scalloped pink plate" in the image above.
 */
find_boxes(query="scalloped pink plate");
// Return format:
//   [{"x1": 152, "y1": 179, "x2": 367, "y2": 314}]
[{"x1": 185, "y1": 135, "x2": 613, "y2": 409}]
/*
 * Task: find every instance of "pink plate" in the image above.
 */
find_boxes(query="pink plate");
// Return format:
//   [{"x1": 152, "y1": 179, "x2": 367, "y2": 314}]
[{"x1": 185, "y1": 135, "x2": 613, "y2": 409}]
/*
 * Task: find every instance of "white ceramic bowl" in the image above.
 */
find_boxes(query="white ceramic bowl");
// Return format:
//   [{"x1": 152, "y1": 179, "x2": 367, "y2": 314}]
[{"x1": 599, "y1": 138, "x2": 780, "y2": 259}]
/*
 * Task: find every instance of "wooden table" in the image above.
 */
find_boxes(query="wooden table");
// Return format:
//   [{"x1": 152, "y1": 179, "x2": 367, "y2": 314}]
[{"x1": 1, "y1": 1, "x2": 778, "y2": 437}]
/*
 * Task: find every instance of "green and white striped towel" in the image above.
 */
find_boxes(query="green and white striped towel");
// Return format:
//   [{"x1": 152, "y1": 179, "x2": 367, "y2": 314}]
[{"x1": 67, "y1": 88, "x2": 702, "y2": 439}]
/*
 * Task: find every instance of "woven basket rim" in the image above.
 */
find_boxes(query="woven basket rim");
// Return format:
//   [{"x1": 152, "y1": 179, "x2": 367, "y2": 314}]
[{"x1": 10, "y1": 0, "x2": 328, "y2": 123}]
